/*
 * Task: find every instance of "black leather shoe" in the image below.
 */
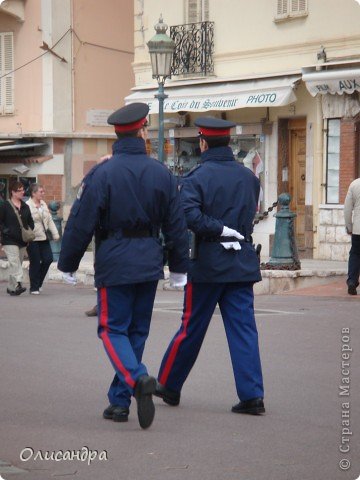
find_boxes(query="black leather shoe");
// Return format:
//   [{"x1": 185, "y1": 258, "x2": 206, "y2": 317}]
[
  {"x1": 348, "y1": 285, "x2": 357, "y2": 295},
  {"x1": 134, "y1": 375, "x2": 156, "y2": 429},
  {"x1": 154, "y1": 382, "x2": 180, "y2": 406},
  {"x1": 231, "y1": 397, "x2": 265, "y2": 415},
  {"x1": 103, "y1": 404, "x2": 129, "y2": 422},
  {"x1": 15, "y1": 283, "x2": 26, "y2": 295},
  {"x1": 7, "y1": 283, "x2": 26, "y2": 296}
]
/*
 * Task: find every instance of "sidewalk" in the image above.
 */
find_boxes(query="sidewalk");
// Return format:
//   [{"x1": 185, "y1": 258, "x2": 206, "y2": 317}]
[{"x1": 0, "y1": 251, "x2": 349, "y2": 295}]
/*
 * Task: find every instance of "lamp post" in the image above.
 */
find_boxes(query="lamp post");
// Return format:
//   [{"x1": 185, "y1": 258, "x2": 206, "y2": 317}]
[{"x1": 147, "y1": 15, "x2": 175, "y2": 163}]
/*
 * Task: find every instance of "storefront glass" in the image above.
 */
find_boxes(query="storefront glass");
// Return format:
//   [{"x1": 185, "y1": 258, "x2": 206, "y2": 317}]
[{"x1": 146, "y1": 133, "x2": 265, "y2": 211}]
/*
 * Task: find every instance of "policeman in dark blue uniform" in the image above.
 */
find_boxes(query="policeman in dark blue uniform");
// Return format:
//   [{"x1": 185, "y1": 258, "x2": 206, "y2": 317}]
[
  {"x1": 155, "y1": 117, "x2": 265, "y2": 415},
  {"x1": 57, "y1": 103, "x2": 189, "y2": 429}
]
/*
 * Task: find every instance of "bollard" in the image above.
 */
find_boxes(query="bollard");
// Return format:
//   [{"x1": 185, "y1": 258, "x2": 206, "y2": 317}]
[
  {"x1": 48, "y1": 200, "x2": 62, "y2": 262},
  {"x1": 263, "y1": 193, "x2": 301, "y2": 270}
]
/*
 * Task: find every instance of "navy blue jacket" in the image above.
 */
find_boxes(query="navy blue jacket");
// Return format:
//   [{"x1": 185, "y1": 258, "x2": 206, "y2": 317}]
[
  {"x1": 58, "y1": 137, "x2": 189, "y2": 287},
  {"x1": 181, "y1": 146, "x2": 261, "y2": 283}
]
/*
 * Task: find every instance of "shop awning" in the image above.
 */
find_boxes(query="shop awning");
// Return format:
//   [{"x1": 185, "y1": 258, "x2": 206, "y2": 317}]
[
  {"x1": 302, "y1": 67, "x2": 360, "y2": 96},
  {"x1": 0, "y1": 142, "x2": 47, "y2": 152},
  {"x1": 125, "y1": 76, "x2": 300, "y2": 114}
]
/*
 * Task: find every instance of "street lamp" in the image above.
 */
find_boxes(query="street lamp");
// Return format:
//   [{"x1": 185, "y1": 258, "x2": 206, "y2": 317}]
[{"x1": 147, "y1": 15, "x2": 175, "y2": 163}]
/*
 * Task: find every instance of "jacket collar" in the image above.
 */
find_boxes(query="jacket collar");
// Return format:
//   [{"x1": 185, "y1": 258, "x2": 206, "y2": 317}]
[
  {"x1": 27, "y1": 198, "x2": 45, "y2": 208},
  {"x1": 201, "y1": 146, "x2": 235, "y2": 163},
  {"x1": 112, "y1": 137, "x2": 147, "y2": 155}
]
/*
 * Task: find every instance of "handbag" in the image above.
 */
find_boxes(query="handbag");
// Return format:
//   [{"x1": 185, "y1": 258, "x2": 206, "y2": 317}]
[{"x1": 8, "y1": 200, "x2": 36, "y2": 243}]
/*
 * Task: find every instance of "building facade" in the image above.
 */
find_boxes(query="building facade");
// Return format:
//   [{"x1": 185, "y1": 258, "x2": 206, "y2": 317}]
[
  {"x1": 0, "y1": 0, "x2": 134, "y2": 217},
  {"x1": 127, "y1": 0, "x2": 360, "y2": 260}
]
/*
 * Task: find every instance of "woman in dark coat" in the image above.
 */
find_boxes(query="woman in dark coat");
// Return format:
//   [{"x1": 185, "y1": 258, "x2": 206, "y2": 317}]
[{"x1": 0, "y1": 180, "x2": 34, "y2": 295}]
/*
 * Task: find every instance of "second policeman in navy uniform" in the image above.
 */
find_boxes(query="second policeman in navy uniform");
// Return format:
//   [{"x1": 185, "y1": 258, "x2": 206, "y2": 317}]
[
  {"x1": 155, "y1": 117, "x2": 265, "y2": 415},
  {"x1": 57, "y1": 103, "x2": 189, "y2": 429}
]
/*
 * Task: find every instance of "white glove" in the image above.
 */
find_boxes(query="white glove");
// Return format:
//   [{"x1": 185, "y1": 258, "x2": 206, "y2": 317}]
[
  {"x1": 221, "y1": 226, "x2": 244, "y2": 251},
  {"x1": 62, "y1": 272, "x2": 77, "y2": 285},
  {"x1": 221, "y1": 242, "x2": 241, "y2": 251},
  {"x1": 221, "y1": 226, "x2": 245, "y2": 241},
  {"x1": 169, "y1": 272, "x2": 187, "y2": 288}
]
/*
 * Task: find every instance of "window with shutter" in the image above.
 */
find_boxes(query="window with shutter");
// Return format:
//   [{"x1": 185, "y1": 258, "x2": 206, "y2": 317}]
[
  {"x1": 188, "y1": 0, "x2": 198, "y2": 23},
  {"x1": 291, "y1": 0, "x2": 307, "y2": 13},
  {"x1": 275, "y1": 0, "x2": 307, "y2": 21},
  {"x1": 0, "y1": 32, "x2": 14, "y2": 115},
  {"x1": 187, "y1": 0, "x2": 209, "y2": 23},
  {"x1": 277, "y1": 0, "x2": 288, "y2": 15}
]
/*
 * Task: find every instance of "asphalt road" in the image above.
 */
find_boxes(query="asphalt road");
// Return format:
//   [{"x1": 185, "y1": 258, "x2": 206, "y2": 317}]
[{"x1": 0, "y1": 282, "x2": 359, "y2": 480}]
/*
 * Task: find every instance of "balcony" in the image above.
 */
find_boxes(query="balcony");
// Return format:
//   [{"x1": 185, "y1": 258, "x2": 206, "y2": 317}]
[{"x1": 170, "y1": 21, "x2": 214, "y2": 77}]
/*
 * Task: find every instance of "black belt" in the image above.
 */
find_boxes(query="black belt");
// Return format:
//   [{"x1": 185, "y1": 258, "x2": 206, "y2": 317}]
[
  {"x1": 201, "y1": 235, "x2": 252, "y2": 243},
  {"x1": 108, "y1": 228, "x2": 159, "y2": 239}
]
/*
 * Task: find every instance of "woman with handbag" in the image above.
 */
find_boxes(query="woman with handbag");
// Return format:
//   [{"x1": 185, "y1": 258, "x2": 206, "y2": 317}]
[
  {"x1": 0, "y1": 180, "x2": 34, "y2": 296},
  {"x1": 26, "y1": 183, "x2": 60, "y2": 295}
]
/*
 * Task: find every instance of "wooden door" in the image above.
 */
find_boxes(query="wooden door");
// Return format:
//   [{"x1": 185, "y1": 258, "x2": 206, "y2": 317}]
[{"x1": 289, "y1": 121, "x2": 306, "y2": 250}]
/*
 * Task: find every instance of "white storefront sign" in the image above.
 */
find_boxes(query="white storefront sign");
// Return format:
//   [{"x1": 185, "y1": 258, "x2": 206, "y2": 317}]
[
  {"x1": 302, "y1": 68, "x2": 360, "y2": 96},
  {"x1": 125, "y1": 76, "x2": 300, "y2": 114}
]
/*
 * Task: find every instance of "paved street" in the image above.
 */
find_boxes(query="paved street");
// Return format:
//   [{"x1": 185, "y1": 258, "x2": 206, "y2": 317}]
[{"x1": 0, "y1": 281, "x2": 359, "y2": 480}]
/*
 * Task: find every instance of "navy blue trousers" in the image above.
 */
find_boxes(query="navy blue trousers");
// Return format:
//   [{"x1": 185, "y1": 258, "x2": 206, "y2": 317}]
[
  {"x1": 27, "y1": 240, "x2": 53, "y2": 292},
  {"x1": 347, "y1": 234, "x2": 360, "y2": 287},
  {"x1": 97, "y1": 281, "x2": 158, "y2": 408},
  {"x1": 158, "y1": 282, "x2": 264, "y2": 401}
]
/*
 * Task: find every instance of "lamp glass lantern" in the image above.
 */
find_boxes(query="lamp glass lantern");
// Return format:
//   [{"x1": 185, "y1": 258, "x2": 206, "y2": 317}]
[
  {"x1": 147, "y1": 15, "x2": 175, "y2": 163},
  {"x1": 147, "y1": 15, "x2": 175, "y2": 82}
]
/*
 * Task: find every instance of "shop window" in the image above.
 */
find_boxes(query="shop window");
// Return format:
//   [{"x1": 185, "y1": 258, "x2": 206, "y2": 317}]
[
  {"x1": 19, "y1": 177, "x2": 37, "y2": 200},
  {"x1": 275, "y1": 0, "x2": 308, "y2": 21},
  {"x1": 147, "y1": 133, "x2": 265, "y2": 211},
  {"x1": 326, "y1": 118, "x2": 340, "y2": 204},
  {"x1": 0, "y1": 32, "x2": 14, "y2": 115},
  {"x1": 0, "y1": 176, "x2": 8, "y2": 202}
]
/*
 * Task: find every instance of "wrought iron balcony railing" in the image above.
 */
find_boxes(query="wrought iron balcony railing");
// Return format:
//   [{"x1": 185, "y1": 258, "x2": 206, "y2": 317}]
[{"x1": 170, "y1": 21, "x2": 214, "y2": 77}]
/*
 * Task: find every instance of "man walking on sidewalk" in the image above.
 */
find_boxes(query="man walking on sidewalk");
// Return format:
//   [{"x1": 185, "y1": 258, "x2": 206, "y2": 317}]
[
  {"x1": 344, "y1": 176, "x2": 360, "y2": 295},
  {"x1": 155, "y1": 117, "x2": 265, "y2": 415},
  {"x1": 58, "y1": 103, "x2": 189, "y2": 429}
]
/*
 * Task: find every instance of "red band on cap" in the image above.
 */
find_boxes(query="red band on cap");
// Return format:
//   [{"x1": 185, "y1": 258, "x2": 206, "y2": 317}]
[
  {"x1": 114, "y1": 117, "x2": 147, "y2": 133},
  {"x1": 199, "y1": 127, "x2": 231, "y2": 137}
]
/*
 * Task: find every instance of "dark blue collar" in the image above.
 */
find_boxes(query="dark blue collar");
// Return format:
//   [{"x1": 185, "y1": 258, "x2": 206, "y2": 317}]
[
  {"x1": 201, "y1": 146, "x2": 235, "y2": 163},
  {"x1": 112, "y1": 137, "x2": 147, "y2": 155}
]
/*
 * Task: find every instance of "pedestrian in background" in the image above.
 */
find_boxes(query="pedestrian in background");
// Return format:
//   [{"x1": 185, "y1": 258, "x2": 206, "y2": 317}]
[
  {"x1": 26, "y1": 183, "x2": 60, "y2": 294},
  {"x1": 155, "y1": 117, "x2": 265, "y2": 415},
  {"x1": 0, "y1": 180, "x2": 34, "y2": 296},
  {"x1": 58, "y1": 103, "x2": 189, "y2": 429},
  {"x1": 344, "y1": 176, "x2": 360, "y2": 295}
]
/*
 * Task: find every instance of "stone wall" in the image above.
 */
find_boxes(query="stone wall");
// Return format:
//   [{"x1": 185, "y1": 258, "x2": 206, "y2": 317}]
[{"x1": 318, "y1": 206, "x2": 351, "y2": 261}]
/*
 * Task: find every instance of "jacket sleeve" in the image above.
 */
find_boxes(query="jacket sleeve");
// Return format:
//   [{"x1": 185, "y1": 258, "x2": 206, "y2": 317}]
[
  {"x1": 344, "y1": 185, "x2": 354, "y2": 233},
  {"x1": 57, "y1": 170, "x2": 107, "y2": 272},
  {"x1": 181, "y1": 175, "x2": 223, "y2": 236},
  {"x1": 48, "y1": 214, "x2": 60, "y2": 241},
  {"x1": 161, "y1": 175, "x2": 189, "y2": 273}
]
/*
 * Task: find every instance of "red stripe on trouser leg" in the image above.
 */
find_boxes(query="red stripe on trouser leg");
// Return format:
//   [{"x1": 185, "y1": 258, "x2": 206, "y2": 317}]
[
  {"x1": 98, "y1": 287, "x2": 136, "y2": 389},
  {"x1": 159, "y1": 282, "x2": 193, "y2": 385}
]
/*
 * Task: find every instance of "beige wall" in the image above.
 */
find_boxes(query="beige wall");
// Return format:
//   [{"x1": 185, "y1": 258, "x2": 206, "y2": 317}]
[
  {"x1": 72, "y1": 0, "x2": 134, "y2": 133},
  {"x1": 133, "y1": 0, "x2": 360, "y2": 85},
  {"x1": 0, "y1": 1, "x2": 43, "y2": 133},
  {"x1": 0, "y1": 0, "x2": 134, "y2": 136}
]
